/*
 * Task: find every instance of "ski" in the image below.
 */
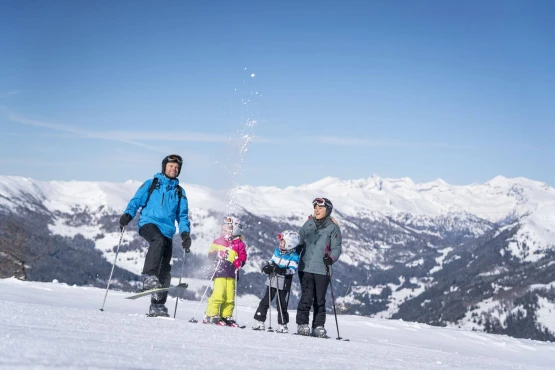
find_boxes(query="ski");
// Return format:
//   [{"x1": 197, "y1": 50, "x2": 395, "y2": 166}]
[
  {"x1": 221, "y1": 321, "x2": 246, "y2": 329},
  {"x1": 125, "y1": 283, "x2": 188, "y2": 300},
  {"x1": 145, "y1": 314, "x2": 174, "y2": 320},
  {"x1": 222, "y1": 317, "x2": 245, "y2": 328},
  {"x1": 292, "y1": 333, "x2": 349, "y2": 340},
  {"x1": 293, "y1": 333, "x2": 327, "y2": 339},
  {"x1": 199, "y1": 322, "x2": 246, "y2": 328}
]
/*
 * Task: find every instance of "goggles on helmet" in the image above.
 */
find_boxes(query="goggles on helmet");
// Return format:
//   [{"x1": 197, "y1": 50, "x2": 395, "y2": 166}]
[
  {"x1": 312, "y1": 198, "x2": 327, "y2": 207},
  {"x1": 165, "y1": 154, "x2": 183, "y2": 164}
]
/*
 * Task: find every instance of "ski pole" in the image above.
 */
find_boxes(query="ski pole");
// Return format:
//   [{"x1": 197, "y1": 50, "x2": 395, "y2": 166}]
[
  {"x1": 189, "y1": 259, "x2": 221, "y2": 323},
  {"x1": 173, "y1": 248, "x2": 187, "y2": 319},
  {"x1": 275, "y1": 275, "x2": 285, "y2": 326},
  {"x1": 326, "y1": 264, "x2": 343, "y2": 340},
  {"x1": 233, "y1": 268, "x2": 239, "y2": 321},
  {"x1": 100, "y1": 227, "x2": 125, "y2": 311},
  {"x1": 267, "y1": 274, "x2": 274, "y2": 332}
]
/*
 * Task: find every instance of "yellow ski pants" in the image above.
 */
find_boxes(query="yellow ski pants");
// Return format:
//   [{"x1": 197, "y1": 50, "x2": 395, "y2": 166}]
[{"x1": 206, "y1": 277, "x2": 236, "y2": 318}]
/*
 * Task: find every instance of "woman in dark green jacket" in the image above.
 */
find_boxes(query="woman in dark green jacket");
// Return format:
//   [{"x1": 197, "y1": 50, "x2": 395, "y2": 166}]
[{"x1": 295, "y1": 197, "x2": 342, "y2": 337}]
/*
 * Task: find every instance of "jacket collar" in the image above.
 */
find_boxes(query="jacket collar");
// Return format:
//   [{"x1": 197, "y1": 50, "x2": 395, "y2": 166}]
[
  {"x1": 311, "y1": 215, "x2": 331, "y2": 229},
  {"x1": 154, "y1": 172, "x2": 179, "y2": 188}
]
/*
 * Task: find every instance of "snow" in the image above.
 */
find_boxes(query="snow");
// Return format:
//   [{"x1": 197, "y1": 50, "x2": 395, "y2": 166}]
[
  {"x1": 1, "y1": 173, "x2": 555, "y2": 275},
  {"x1": 536, "y1": 297, "x2": 555, "y2": 334},
  {"x1": 1, "y1": 278, "x2": 554, "y2": 369},
  {"x1": 406, "y1": 258, "x2": 424, "y2": 267},
  {"x1": 429, "y1": 247, "x2": 453, "y2": 274},
  {"x1": 374, "y1": 277, "x2": 427, "y2": 318}
]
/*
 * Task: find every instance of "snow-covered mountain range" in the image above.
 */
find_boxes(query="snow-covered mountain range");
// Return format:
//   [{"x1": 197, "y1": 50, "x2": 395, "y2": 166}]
[{"x1": 1, "y1": 174, "x2": 554, "y2": 341}]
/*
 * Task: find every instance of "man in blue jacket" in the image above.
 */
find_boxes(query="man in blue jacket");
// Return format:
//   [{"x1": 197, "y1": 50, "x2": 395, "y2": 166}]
[{"x1": 119, "y1": 154, "x2": 192, "y2": 317}]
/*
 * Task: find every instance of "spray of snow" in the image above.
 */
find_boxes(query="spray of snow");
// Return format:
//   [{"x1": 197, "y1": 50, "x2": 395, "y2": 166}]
[{"x1": 225, "y1": 68, "x2": 260, "y2": 217}]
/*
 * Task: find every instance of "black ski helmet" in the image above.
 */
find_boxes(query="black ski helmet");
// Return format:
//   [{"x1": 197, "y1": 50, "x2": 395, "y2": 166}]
[
  {"x1": 312, "y1": 197, "x2": 333, "y2": 217},
  {"x1": 162, "y1": 154, "x2": 183, "y2": 177}
]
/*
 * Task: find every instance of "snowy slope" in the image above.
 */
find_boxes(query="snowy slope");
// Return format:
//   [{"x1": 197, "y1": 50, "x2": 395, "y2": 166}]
[{"x1": 1, "y1": 278, "x2": 554, "y2": 369}]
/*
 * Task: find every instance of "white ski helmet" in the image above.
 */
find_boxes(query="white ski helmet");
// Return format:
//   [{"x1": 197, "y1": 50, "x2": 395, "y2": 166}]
[
  {"x1": 223, "y1": 216, "x2": 242, "y2": 237},
  {"x1": 278, "y1": 230, "x2": 300, "y2": 251}
]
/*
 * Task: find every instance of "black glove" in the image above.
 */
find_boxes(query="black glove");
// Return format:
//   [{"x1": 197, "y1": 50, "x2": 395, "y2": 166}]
[
  {"x1": 323, "y1": 254, "x2": 334, "y2": 266},
  {"x1": 274, "y1": 266, "x2": 287, "y2": 275},
  {"x1": 181, "y1": 232, "x2": 192, "y2": 253},
  {"x1": 119, "y1": 214, "x2": 132, "y2": 228},
  {"x1": 262, "y1": 263, "x2": 275, "y2": 275}
]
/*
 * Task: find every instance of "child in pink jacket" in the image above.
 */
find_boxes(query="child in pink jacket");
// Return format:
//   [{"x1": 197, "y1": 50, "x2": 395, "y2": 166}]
[{"x1": 203, "y1": 216, "x2": 247, "y2": 327}]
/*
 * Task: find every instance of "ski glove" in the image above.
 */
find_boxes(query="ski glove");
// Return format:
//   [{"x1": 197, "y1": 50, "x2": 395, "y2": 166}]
[
  {"x1": 323, "y1": 254, "x2": 334, "y2": 266},
  {"x1": 181, "y1": 232, "x2": 192, "y2": 253},
  {"x1": 262, "y1": 264, "x2": 274, "y2": 275},
  {"x1": 119, "y1": 213, "x2": 132, "y2": 228},
  {"x1": 274, "y1": 266, "x2": 287, "y2": 275},
  {"x1": 218, "y1": 250, "x2": 229, "y2": 260},
  {"x1": 233, "y1": 259, "x2": 242, "y2": 269}
]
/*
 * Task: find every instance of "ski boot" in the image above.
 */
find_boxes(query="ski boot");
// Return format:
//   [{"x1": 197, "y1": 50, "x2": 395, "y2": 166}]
[
  {"x1": 148, "y1": 303, "x2": 169, "y2": 317},
  {"x1": 252, "y1": 320, "x2": 265, "y2": 331},
  {"x1": 202, "y1": 315, "x2": 222, "y2": 325},
  {"x1": 142, "y1": 275, "x2": 162, "y2": 291},
  {"x1": 297, "y1": 324, "x2": 311, "y2": 336},
  {"x1": 312, "y1": 326, "x2": 327, "y2": 338},
  {"x1": 222, "y1": 317, "x2": 241, "y2": 327},
  {"x1": 276, "y1": 324, "x2": 288, "y2": 334}
]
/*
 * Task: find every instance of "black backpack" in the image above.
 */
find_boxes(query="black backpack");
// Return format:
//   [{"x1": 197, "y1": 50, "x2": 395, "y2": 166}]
[{"x1": 143, "y1": 177, "x2": 184, "y2": 208}]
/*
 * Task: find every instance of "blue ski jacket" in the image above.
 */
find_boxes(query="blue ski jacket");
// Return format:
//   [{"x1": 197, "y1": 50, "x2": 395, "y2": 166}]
[
  {"x1": 123, "y1": 173, "x2": 190, "y2": 239},
  {"x1": 264, "y1": 247, "x2": 300, "y2": 291}
]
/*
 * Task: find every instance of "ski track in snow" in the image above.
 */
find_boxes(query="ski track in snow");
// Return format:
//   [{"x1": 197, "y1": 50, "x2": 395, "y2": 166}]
[{"x1": 1, "y1": 279, "x2": 554, "y2": 369}]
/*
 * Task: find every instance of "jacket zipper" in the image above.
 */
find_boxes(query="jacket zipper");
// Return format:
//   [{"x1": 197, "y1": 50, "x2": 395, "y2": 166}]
[{"x1": 161, "y1": 193, "x2": 165, "y2": 206}]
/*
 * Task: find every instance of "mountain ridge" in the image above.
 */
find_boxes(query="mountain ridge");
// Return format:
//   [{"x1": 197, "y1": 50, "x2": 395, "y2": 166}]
[{"x1": 1, "y1": 174, "x2": 554, "y2": 341}]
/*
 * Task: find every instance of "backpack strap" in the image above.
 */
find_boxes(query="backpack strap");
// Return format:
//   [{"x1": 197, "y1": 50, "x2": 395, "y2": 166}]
[
  {"x1": 176, "y1": 186, "x2": 183, "y2": 201},
  {"x1": 144, "y1": 179, "x2": 185, "y2": 216},
  {"x1": 143, "y1": 177, "x2": 159, "y2": 208},
  {"x1": 175, "y1": 186, "x2": 187, "y2": 219}
]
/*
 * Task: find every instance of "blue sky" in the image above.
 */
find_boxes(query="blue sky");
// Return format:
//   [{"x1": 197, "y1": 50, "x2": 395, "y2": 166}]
[{"x1": 1, "y1": 0, "x2": 554, "y2": 189}]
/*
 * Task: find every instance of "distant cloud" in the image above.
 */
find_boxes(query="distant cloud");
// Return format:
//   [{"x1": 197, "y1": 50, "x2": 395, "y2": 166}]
[
  {"x1": 7, "y1": 112, "x2": 467, "y2": 150},
  {"x1": 95, "y1": 131, "x2": 231, "y2": 143},
  {"x1": 0, "y1": 91, "x2": 23, "y2": 98},
  {"x1": 308, "y1": 136, "x2": 471, "y2": 149},
  {"x1": 6, "y1": 113, "x2": 250, "y2": 152},
  {"x1": 8, "y1": 113, "x2": 166, "y2": 152}
]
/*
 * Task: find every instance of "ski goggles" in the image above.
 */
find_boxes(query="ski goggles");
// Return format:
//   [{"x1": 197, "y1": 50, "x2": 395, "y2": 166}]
[
  {"x1": 312, "y1": 198, "x2": 327, "y2": 207},
  {"x1": 277, "y1": 233, "x2": 284, "y2": 240},
  {"x1": 223, "y1": 217, "x2": 242, "y2": 229},
  {"x1": 165, "y1": 154, "x2": 183, "y2": 164}
]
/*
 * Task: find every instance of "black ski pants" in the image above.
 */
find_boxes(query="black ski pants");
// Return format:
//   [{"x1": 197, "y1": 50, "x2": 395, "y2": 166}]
[
  {"x1": 296, "y1": 271, "x2": 330, "y2": 328},
  {"x1": 254, "y1": 286, "x2": 289, "y2": 325},
  {"x1": 139, "y1": 223, "x2": 173, "y2": 304}
]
